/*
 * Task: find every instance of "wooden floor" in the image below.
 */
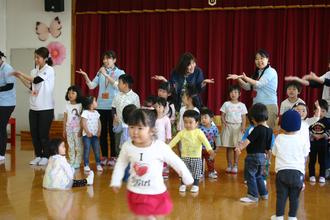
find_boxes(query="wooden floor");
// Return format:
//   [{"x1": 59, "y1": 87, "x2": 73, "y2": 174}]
[{"x1": 1, "y1": 138, "x2": 329, "y2": 220}]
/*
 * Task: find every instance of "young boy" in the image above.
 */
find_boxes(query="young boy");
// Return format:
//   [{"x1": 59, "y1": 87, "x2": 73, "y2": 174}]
[
  {"x1": 271, "y1": 110, "x2": 309, "y2": 220},
  {"x1": 309, "y1": 99, "x2": 330, "y2": 183},
  {"x1": 199, "y1": 107, "x2": 221, "y2": 179},
  {"x1": 235, "y1": 103, "x2": 272, "y2": 203},
  {"x1": 279, "y1": 81, "x2": 305, "y2": 116},
  {"x1": 169, "y1": 110, "x2": 215, "y2": 193},
  {"x1": 111, "y1": 74, "x2": 140, "y2": 166}
]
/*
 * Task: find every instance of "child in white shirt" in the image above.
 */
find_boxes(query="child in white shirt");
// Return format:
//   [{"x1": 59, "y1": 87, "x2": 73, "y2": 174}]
[
  {"x1": 279, "y1": 81, "x2": 305, "y2": 116},
  {"x1": 111, "y1": 109, "x2": 193, "y2": 218}
]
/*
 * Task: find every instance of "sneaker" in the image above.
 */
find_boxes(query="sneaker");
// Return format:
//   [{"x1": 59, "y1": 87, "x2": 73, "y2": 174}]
[
  {"x1": 179, "y1": 185, "x2": 186, "y2": 192},
  {"x1": 100, "y1": 158, "x2": 107, "y2": 166},
  {"x1": 270, "y1": 215, "x2": 284, "y2": 220},
  {"x1": 319, "y1": 177, "x2": 326, "y2": 183},
  {"x1": 86, "y1": 171, "x2": 94, "y2": 185},
  {"x1": 208, "y1": 171, "x2": 218, "y2": 179},
  {"x1": 302, "y1": 183, "x2": 305, "y2": 191},
  {"x1": 225, "y1": 166, "x2": 232, "y2": 173},
  {"x1": 309, "y1": 176, "x2": 316, "y2": 182},
  {"x1": 97, "y1": 165, "x2": 103, "y2": 172},
  {"x1": 288, "y1": 217, "x2": 298, "y2": 220},
  {"x1": 107, "y1": 158, "x2": 116, "y2": 166},
  {"x1": 0, "y1": 155, "x2": 5, "y2": 161},
  {"x1": 240, "y1": 197, "x2": 258, "y2": 203},
  {"x1": 190, "y1": 185, "x2": 199, "y2": 193},
  {"x1": 261, "y1": 194, "x2": 269, "y2": 200},
  {"x1": 29, "y1": 157, "x2": 41, "y2": 165},
  {"x1": 38, "y1": 158, "x2": 48, "y2": 166},
  {"x1": 84, "y1": 165, "x2": 91, "y2": 172},
  {"x1": 264, "y1": 180, "x2": 267, "y2": 186},
  {"x1": 163, "y1": 173, "x2": 169, "y2": 179},
  {"x1": 231, "y1": 166, "x2": 238, "y2": 174}
]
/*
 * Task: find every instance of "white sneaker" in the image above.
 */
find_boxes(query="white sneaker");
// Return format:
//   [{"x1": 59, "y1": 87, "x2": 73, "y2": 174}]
[
  {"x1": 190, "y1": 185, "x2": 199, "y2": 193},
  {"x1": 96, "y1": 165, "x2": 103, "y2": 172},
  {"x1": 264, "y1": 180, "x2": 267, "y2": 186},
  {"x1": 240, "y1": 197, "x2": 258, "y2": 203},
  {"x1": 84, "y1": 166, "x2": 91, "y2": 172},
  {"x1": 208, "y1": 171, "x2": 218, "y2": 179},
  {"x1": 231, "y1": 166, "x2": 238, "y2": 174},
  {"x1": 38, "y1": 157, "x2": 48, "y2": 166},
  {"x1": 225, "y1": 166, "x2": 232, "y2": 173},
  {"x1": 179, "y1": 185, "x2": 186, "y2": 192},
  {"x1": 29, "y1": 157, "x2": 41, "y2": 165},
  {"x1": 270, "y1": 215, "x2": 284, "y2": 220},
  {"x1": 86, "y1": 171, "x2": 94, "y2": 185},
  {"x1": 319, "y1": 177, "x2": 326, "y2": 183},
  {"x1": 100, "y1": 158, "x2": 107, "y2": 166},
  {"x1": 0, "y1": 155, "x2": 5, "y2": 161},
  {"x1": 309, "y1": 176, "x2": 316, "y2": 182},
  {"x1": 288, "y1": 217, "x2": 297, "y2": 220}
]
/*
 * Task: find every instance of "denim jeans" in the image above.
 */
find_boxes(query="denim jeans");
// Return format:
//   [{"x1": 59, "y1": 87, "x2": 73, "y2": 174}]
[
  {"x1": 244, "y1": 153, "x2": 268, "y2": 200},
  {"x1": 82, "y1": 136, "x2": 101, "y2": 166},
  {"x1": 276, "y1": 169, "x2": 304, "y2": 217}
]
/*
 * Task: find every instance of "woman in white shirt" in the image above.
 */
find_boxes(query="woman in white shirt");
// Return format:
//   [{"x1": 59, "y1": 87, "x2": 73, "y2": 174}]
[{"x1": 13, "y1": 47, "x2": 55, "y2": 166}]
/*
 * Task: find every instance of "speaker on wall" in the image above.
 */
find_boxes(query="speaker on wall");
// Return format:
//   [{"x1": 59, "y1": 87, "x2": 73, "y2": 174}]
[{"x1": 45, "y1": 0, "x2": 64, "y2": 12}]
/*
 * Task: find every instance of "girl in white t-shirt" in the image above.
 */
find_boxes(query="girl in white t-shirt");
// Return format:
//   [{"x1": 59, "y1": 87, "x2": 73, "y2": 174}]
[
  {"x1": 63, "y1": 85, "x2": 83, "y2": 169},
  {"x1": 220, "y1": 85, "x2": 247, "y2": 174},
  {"x1": 81, "y1": 96, "x2": 103, "y2": 172},
  {"x1": 111, "y1": 109, "x2": 193, "y2": 219}
]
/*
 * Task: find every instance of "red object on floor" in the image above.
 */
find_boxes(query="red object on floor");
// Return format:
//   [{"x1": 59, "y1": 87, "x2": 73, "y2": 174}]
[{"x1": 7, "y1": 118, "x2": 16, "y2": 147}]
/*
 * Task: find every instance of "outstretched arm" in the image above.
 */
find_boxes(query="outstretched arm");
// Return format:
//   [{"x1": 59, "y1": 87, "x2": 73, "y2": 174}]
[{"x1": 76, "y1": 68, "x2": 98, "y2": 89}]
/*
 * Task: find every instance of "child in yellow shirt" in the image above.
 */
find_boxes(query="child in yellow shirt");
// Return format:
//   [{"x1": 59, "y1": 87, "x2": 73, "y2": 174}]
[{"x1": 169, "y1": 110, "x2": 215, "y2": 193}]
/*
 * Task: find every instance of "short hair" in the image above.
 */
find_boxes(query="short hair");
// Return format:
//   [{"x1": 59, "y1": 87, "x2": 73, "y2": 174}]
[
  {"x1": 82, "y1": 96, "x2": 95, "y2": 110},
  {"x1": 285, "y1": 81, "x2": 302, "y2": 93},
  {"x1": 144, "y1": 95, "x2": 157, "y2": 107},
  {"x1": 127, "y1": 109, "x2": 156, "y2": 128},
  {"x1": 119, "y1": 74, "x2": 134, "y2": 88},
  {"x1": 122, "y1": 104, "x2": 138, "y2": 124},
  {"x1": 48, "y1": 138, "x2": 64, "y2": 156},
  {"x1": 103, "y1": 50, "x2": 117, "y2": 59},
  {"x1": 200, "y1": 107, "x2": 214, "y2": 118},
  {"x1": 228, "y1": 84, "x2": 241, "y2": 94},
  {"x1": 183, "y1": 109, "x2": 200, "y2": 122},
  {"x1": 65, "y1": 85, "x2": 83, "y2": 103},
  {"x1": 318, "y1": 99, "x2": 328, "y2": 112},
  {"x1": 249, "y1": 103, "x2": 268, "y2": 123},
  {"x1": 175, "y1": 52, "x2": 196, "y2": 75},
  {"x1": 154, "y1": 97, "x2": 167, "y2": 108}
]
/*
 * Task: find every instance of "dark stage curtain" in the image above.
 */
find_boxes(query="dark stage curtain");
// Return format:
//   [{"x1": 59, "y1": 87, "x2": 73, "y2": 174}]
[{"x1": 75, "y1": 1, "x2": 330, "y2": 114}]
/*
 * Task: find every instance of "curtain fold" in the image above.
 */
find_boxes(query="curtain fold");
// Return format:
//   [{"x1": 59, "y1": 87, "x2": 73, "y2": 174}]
[{"x1": 75, "y1": 7, "x2": 330, "y2": 114}]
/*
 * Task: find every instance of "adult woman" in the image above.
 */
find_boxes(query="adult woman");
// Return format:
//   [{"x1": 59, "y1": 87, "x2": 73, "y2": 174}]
[
  {"x1": 76, "y1": 50, "x2": 124, "y2": 166},
  {"x1": 227, "y1": 49, "x2": 278, "y2": 129},
  {"x1": 153, "y1": 52, "x2": 214, "y2": 110},
  {"x1": 14, "y1": 47, "x2": 55, "y2": 166},
  {"x1": 0, "y1": 51, "x2": 15, "y2": 161}
]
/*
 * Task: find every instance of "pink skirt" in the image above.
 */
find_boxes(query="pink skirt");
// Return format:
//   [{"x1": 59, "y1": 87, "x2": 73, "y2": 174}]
[{"x1": 127, "y1": 190, "x2": 173, "y2": 216}]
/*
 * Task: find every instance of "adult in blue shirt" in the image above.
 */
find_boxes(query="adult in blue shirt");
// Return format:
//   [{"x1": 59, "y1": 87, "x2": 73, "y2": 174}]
[
  {"x1": 153, "y1": 52, "x2": 214, "y2": 110},
  {"x1": 227, "y1": 49, "x2": 278, "y2": 129},
  {"x1": 77, "y1": 50, "x2": 125, "y2": 166},
  {"x1": 0, "y1": 51, "x2": 16, "y2": 161}
]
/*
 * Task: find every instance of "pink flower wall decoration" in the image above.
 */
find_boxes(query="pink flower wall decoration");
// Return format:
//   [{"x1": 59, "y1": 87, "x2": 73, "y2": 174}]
[{"x1": 47, "y1": 41, "x2": 66, "y2": 65}]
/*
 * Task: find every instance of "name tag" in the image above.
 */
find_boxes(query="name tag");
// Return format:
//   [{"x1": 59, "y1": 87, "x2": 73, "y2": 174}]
[{"x1": 102, "y1": 92, "x2": 109, "y2": 99}]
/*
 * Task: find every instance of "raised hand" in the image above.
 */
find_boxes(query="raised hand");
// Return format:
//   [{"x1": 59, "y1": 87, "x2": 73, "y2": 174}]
[
  {"x1": 226, "y1": 74, "x2": 241, "y2": 80},
  {"x1": 151, "y1": 75, "x2": 167, "y2": 82},
  {"x1": 76, "y1": 68, "x2": 87, "y2": 77}
]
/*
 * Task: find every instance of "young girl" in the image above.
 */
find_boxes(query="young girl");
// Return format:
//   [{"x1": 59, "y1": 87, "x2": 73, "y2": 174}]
[
  {"x1": 235, "y1": 103, "x2": 272, "y2": 203},
  {"x1": 43, "y1": 138, "x2": 94, "y2": 190},
  {"x1": 220, "y1": 85, "x2": 247, "y2": 174},
  {"x1": 154, "y1": 97, "x2": 172, "y2": 179},
  {"x1": 81, "y1": 96, "x2": 103, "y2": 172},
  {"x1": 177, "y1": 84, "x2": 200, "y2": 131},
  {"x1": 63, "y1": 85, "x2": 83, "y2": 169},
  {"x1": 111, "y1": 109, "x2": 193, "y2": 219},
  {"x1": 157, "y1": 82, "x2": 176, "y2": 124}
]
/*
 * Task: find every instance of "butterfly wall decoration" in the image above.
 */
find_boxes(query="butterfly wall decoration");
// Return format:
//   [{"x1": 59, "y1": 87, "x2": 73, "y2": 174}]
[{"x1": 35, "y1": 16, "x2": 62, "y2": 41}]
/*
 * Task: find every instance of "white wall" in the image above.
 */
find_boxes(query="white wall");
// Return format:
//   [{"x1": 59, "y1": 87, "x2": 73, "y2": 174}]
[
  {"x1": 5, "y1": 0, "x2": 72, "y2": 131},
  {"x1": 0, "y1": 0, "x2": 7, "y2": 52}
]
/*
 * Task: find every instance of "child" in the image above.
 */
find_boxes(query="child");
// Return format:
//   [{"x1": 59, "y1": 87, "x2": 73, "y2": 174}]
[
  {"x1": 63, "y1": 85, "x2": 83, "y2": 169},
  {"x1": 157, "y1": 82, "x2": 177, "y2": 124},
  {"x1": 271, "y1": 110, "x2": 309, "y2": 220},
  {"x1": 142, "y1": 95, "x2": 156, "y2": 110},
  {"x1": 81, "y1": 96, "x2": 103, "y2": 172},
  {"x1": 169, "y1": 110, "x2": 215, "y2": 193},
  {"x1": 308, "y1": 99, "x2": 330, "y2": 183},
  {"x1": 110, "y1": 109, "x2": 193, "y2": 219},
  {"x1": 235, "y1": 103, "x2": 272, "y2": 203},
  {"x1": 177, "y1": 84, "x2": 200, "y2": 131},
  {"x1": 220, "y1": 85, "x2": 247, "y2": 174},
  {"x1": 154, "y1": 97, "x2": 172, "y2": 179},
  {"x1": 199, "y1": 107, "x2": 221, "y2": 179},
  {"x1": 43, "y1": 138, "x2": 94, "y2": 190},
  {"x1": 111, "y1": 74, "x2": 140, "y2": 166},
  {"x1": 279, "y1": 81, "x2": 305, "y2": 116}
]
